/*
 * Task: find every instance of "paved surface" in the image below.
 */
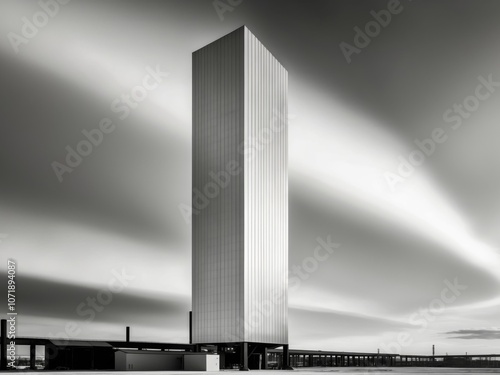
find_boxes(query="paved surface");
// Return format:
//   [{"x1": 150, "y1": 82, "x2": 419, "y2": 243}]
[{"x1": 12, "y1": 368, "x2": 500, "y2": 375}]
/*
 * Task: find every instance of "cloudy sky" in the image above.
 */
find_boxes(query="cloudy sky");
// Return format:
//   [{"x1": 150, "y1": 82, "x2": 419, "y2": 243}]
[{"x1": 1, "y1": 0, "x2": 500, "y2": 356}]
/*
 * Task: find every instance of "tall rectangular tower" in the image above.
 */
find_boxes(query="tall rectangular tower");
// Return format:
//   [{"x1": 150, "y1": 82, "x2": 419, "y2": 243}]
[{"x1": 192, "y1": 26, "x2": 288, "y2": 362}]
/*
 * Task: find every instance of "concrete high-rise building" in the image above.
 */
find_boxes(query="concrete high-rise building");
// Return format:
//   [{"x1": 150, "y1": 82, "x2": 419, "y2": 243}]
[{"x1": 191, "y1": 26, "x2": 288, "y2": 370}]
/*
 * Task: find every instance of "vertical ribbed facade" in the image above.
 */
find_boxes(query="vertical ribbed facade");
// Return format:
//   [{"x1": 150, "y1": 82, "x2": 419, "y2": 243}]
[
  {"x1": 192, "y1": 27, "x2": 245, "y2": 344},
  {"x1": 243, "y1": 28, "x2": 288, "y2": 344},
  {"x1": 192, "y1": 26, "x2": 288, "y2": 345}
]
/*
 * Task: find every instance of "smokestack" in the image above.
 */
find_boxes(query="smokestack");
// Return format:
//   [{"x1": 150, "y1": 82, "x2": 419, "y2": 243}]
[
  {"x1": 126, "y1": 326, "x2": 130, "y2": 342},
  {"x1": 189, "y1": 311, "x2": 192, "y2": 344},
  {"x1": 432, "y1": 345, "x2": 435, "y2": 356}
]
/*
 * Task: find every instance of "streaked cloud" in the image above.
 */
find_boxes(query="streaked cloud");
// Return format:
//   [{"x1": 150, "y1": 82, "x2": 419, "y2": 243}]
[{"x1": 445, "y1": 329, "x2": 500, "y2": 340}]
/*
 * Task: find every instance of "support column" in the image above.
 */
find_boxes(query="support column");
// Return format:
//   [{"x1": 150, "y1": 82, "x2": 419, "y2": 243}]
[
  {"x1": 282, "y1": 344, "x2": 290, "y2": 369},
  {"x1": 45, "y1": 345, "x2": 52, "y2": 370},
  {"x1": 240, "y1": 343, "x2": 248, "y2": 371},
  {"x1": 30, "y1": 344, "x2": 36, "y2": 370},
  {"x1": 0, "y1": 320, "x2": 6, "y2": 370},
  {"x1": 263, "y1": 347, "x2": 268, "y2": 370}
]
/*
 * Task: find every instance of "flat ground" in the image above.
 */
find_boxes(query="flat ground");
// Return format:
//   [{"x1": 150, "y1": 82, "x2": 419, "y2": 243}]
[{"x1": 13, "y1": 368, "x2": 500, "y2": 375}]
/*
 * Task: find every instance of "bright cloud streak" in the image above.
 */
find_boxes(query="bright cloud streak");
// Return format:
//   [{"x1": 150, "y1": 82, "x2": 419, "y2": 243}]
[{"x1": 290, "y1": 86, "x2": 500, "y2": 304}]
